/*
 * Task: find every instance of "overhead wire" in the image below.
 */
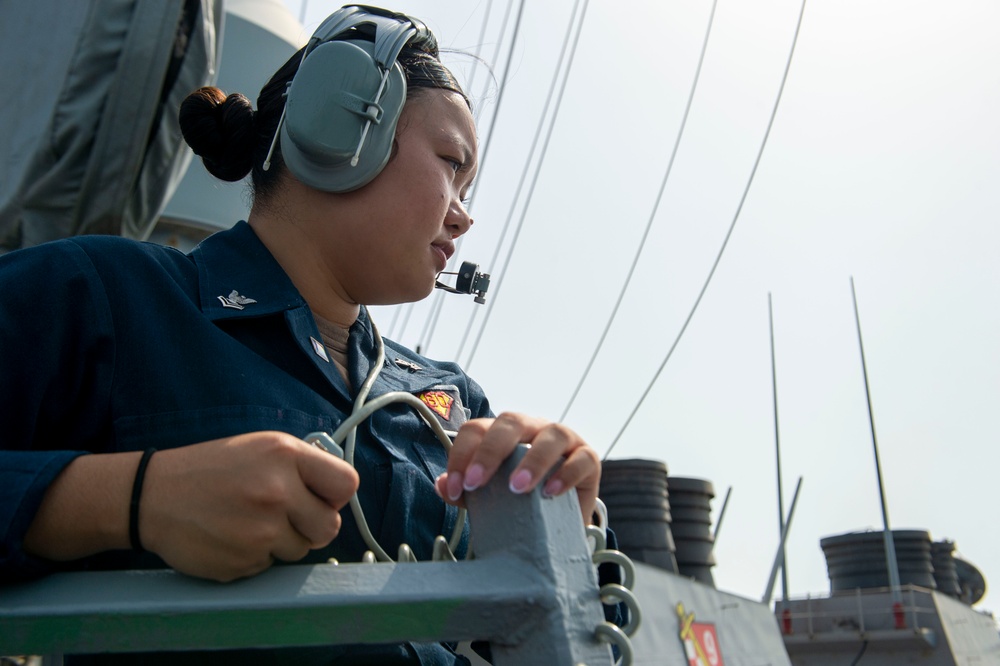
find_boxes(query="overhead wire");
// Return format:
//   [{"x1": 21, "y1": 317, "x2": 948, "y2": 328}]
[
  {"x1": 459, "y1": 0, "x2": 527, "y2": 215},
  {"x1": 393, "y1": 0, "x2": 511, "y2": 344},
  {"x1": 602, "y1": 0, "x2": 810, "y2": 460},
  {"x1": 410, "y1": 0, "x2": 522, "y2": 352},
  {"x1": 384, "y1": 304, "x2": 404, "y2": 341},
  {"x1": 459, "y1": 0, "x2": 591, "y2": 369},
  {"x1": 390, "y1": 300, "x2": 418, "y2": 343},
  {"x1": 467, "y1": 0, "x2": 501, "y2": 121},
  {"x1": 558, "y1": 0, "x2": 720, "y2": 423},
  {"x1": 411, "y1": 0, "x2": 503, "y2": 350}
]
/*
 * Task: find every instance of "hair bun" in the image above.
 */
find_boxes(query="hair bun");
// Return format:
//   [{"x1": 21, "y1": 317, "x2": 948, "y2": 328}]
[{"x1": 179, "y1": 86, "x2": 257, "y2": 182}]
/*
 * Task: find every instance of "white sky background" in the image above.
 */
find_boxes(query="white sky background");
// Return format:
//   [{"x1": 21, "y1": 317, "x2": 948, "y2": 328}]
[{"x1": 285, "y1": 0, "x2": 1000, "y2": 611}]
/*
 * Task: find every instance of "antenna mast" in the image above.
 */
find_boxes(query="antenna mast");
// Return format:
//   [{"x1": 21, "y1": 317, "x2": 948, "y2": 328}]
[
  {"x1": 850, "y1": 277, "x2": 901, "y2": 602},
  {"x1": 769, "y1": 293, "x2": 789, "y2": 602}
]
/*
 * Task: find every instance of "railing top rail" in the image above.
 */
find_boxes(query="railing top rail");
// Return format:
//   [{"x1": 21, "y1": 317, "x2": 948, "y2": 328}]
[{"x1": 1, "y1": 448, "x2": 627, "y2": 665}]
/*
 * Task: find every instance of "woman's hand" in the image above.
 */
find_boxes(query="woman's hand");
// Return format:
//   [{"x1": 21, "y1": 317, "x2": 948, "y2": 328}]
[
  {"x1": 24, "y1": 431, "x2": 359, "y2": 583},
  {"x1": 434, "y1": 413, "x2": 601, "y2": 523},
  {"x1": 142, "y1": 432, "x2": 359, "y2": 581}
]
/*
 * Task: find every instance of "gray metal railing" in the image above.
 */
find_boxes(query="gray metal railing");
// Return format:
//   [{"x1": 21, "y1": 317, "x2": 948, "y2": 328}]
[
  {"x1": 775, "y1": 584, "x2": 941, "y2": 635},
  {"x1": 0, "y1": 448, "x2": 626, "y2": 665}
]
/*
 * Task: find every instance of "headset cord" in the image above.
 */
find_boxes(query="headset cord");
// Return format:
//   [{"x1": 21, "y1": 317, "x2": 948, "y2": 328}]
[{"x1": 332, "y1": 314, "x2": 467, "y2": 561}]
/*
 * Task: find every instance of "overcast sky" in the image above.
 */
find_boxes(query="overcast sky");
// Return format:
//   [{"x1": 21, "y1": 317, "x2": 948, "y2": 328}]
[{"x1": 284, "y1": 0, "x2": 1000, "y2": 611}]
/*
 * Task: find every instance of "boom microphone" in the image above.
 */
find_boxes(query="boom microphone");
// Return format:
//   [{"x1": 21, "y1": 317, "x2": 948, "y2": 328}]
[{"x1": 435, "y1": 261, "x2": 490, "y2": 304}]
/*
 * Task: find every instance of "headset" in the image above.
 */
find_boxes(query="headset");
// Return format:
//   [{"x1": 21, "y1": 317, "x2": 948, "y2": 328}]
[
  {"x1": 266, "y1": 5, "x2": 491, "y2": 303},
  {"x1": 265, "y1": 5, "x2": 436, "y2": 192}
]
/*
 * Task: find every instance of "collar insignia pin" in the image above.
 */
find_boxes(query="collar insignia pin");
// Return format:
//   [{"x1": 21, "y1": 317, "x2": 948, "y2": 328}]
[
  {"x1": 218, "y1": 290, "x2": 257, "y2": 310},
  {"x1": 310, "y1": 336, "x2": 330, "y2": 362}
]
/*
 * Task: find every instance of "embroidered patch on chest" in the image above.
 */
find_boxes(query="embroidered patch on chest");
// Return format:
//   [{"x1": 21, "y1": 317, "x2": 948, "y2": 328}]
[{"x1": 419, "y1": 390, "x2": 454, "y2": 420}]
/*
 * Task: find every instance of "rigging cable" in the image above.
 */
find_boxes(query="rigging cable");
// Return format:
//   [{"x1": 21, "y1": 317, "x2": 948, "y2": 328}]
[
  {"x1": 384, "y1": 303, "x2": 404, "y2": 341},
  {"x1": 457, "y1": 0, "x2": 527, "y2": 222},
  {"x1": 405, "y1": 0, "x2": 502, "y2": 346},
  {"x1": 467, "y1": 0, "x2": 500, "y2": 122},
  {"x1": 603, "y1": 0, "x2": 809, "y2": 460},
  {"x1": 406, "y1": 0, "x2": 523, "y2": 349},
  {"x1": 558, "y1": 0, "x2": 720, "y2": 423},
  {"x1": 420, "y1": 0, "x2": 525, "y2": 353},
  {"x1": 390, "y1": 299, "x2": 418, "y2": 343},
  {"x1": 459, "y1": 0, "x2": 591, "y2": 369}
]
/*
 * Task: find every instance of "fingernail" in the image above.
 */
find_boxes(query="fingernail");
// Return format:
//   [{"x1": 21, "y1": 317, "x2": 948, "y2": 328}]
[
  {"x1": 542, "y1": 478, "x2": 564, "y2": 497},
  {"x1": 434, "y1": 474, "x2": 445, "y2": 498},
  {"x1": 447, "y1": 471, "x2": 464, "y2": 502},
  {"x1": 509, "y1": 469, "x2": 533, "y2": 494},
  {"x1": 463, "y1": 463, "x2": 485, "y2": 491}
]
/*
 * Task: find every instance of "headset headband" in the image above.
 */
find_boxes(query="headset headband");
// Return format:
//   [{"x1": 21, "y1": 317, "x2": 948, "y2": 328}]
[{"x1": 308, "y1": 5, "x2": 437, "y2": 67}]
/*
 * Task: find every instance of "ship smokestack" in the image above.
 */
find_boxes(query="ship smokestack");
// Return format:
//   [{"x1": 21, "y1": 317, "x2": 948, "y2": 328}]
[
  {"x1": 821, "y1": 530, "x2": 936, "y2": 593},
  {"x1": 600, "y1": 459, "x2": 678, "y2": 574},
  {"x1": 931, "y1": 539, "x2": 962, "y2": 598},
  {"x1": 666, "y1": 476, "x2": 717, "y2": 588}
]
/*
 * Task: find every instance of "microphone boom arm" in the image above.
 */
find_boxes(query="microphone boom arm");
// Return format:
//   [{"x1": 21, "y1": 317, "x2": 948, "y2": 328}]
[{"x1": 435, "y1": 261, "x2": 490, "y2": 304}]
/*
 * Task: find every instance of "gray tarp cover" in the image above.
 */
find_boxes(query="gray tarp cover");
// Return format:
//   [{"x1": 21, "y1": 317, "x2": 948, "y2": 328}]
[{"x1": 0, "y1": 0, "x2": 222, "y2": 250}]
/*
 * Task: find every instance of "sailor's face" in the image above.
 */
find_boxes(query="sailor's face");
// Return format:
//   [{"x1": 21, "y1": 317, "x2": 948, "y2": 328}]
[{"x1": 331, "y1": 89, "x2": 477, "y2": 305}]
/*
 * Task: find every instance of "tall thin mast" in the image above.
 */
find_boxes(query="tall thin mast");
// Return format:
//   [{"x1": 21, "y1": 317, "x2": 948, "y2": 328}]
[
  {"x1": 850, "y1": 277, "x2": 901, "y2": 601},
  {"x1": 769, "y1": 293, "x2": 789, "y2": 601}
]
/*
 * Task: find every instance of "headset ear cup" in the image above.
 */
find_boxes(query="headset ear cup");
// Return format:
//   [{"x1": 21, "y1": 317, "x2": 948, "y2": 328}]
[{"x1": 281, "y1": 40, "x2": 407, "y2": 192}]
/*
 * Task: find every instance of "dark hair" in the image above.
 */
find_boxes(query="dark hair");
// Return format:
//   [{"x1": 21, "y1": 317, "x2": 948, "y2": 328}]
[{"x1": 179, "y1": 35, "x2": 468, "y2": 203}]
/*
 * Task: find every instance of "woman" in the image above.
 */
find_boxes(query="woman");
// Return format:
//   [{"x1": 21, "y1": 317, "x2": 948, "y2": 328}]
[{"x1": 0, "y1": 5, "x2": 606, "y2": 663}]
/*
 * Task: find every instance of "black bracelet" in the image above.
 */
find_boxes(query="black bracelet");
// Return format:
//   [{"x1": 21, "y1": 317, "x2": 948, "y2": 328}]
[{"x1": 129, "y1": 448, "x2": 157, "y2": 552}]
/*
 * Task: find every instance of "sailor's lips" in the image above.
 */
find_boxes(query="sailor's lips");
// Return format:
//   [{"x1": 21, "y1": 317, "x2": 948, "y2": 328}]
[{"x1": 431, "y1": 242, "x2": 454, "y2": 271}]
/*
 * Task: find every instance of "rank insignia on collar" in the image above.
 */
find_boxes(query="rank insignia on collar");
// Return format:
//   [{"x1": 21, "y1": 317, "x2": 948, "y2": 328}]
[
  {"x1": 310, "y1": 336, "x2": 329, "y2": 362},
  {"x1": 394, "y1": 358, "x2": 423, "y2": 372},
  {"x1": 218, "y1": 290, "x2": 257, "y2": 310},
  {"x1": 419, "y1": 390, "x2": 454, "y2": 420}
]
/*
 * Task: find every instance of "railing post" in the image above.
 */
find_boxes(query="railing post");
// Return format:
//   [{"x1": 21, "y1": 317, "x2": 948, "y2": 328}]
[{"x1": 466, "y1": 446, "x2": 614, "y2": 665}]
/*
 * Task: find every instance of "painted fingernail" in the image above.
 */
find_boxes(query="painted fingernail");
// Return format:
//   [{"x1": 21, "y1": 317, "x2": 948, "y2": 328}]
[
  {"x1": 463, "y1": 463, "x2": 485, "y2": 491},
  {"x1": 509, "y1": 469, "x2": 533, "y2": 494},
  {"x1": 542, "y1": 478, "x2": 564, "y2": 497},
  {"x1": 447, "y1": 471, "x2": 464, "y2": 502}
]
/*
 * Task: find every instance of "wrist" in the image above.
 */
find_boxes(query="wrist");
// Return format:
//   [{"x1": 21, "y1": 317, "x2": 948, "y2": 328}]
[
  {"x1": 129, "y1": 448, "x2": 157, "y2": 551},
  {"x1": 24, "y1": 452, "x2": 142, "y2": 560}
]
